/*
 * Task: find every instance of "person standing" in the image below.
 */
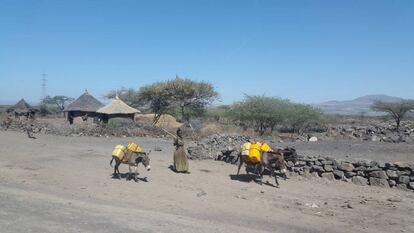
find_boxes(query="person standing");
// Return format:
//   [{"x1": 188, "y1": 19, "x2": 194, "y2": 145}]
[{"x1": 173, "y1": 128, "x2": 189, "y2": 173}]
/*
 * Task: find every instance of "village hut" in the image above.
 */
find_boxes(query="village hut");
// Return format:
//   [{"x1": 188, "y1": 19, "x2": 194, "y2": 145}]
[
  {"x1": 8, "y1": 99, "x2": 37, "y2": 119},
  {"x1": 96, "y1": 96, "x2": 140, "y2": 123},
  {"x1": 64, "y1": 91, "x2": 104, "y2": 124}
]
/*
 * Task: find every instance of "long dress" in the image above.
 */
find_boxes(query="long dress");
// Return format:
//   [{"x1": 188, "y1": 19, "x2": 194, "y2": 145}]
[{"x1": 173, "y1": 137, "x2": 189, "y2": 172}]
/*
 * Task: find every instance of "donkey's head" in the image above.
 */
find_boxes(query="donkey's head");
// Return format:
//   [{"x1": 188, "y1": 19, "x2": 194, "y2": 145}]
[
  {"x1": 136, "y1": 151, "x2": 151, "y2": 171},
  {"x1": 281, "y1": 147, "x2": 299, "y2": 165}
]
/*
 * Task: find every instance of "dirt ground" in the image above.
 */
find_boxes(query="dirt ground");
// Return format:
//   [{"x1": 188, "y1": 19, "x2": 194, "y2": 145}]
[{"x1": 0, "y1": 131, "x2": 413, "y2": 233}]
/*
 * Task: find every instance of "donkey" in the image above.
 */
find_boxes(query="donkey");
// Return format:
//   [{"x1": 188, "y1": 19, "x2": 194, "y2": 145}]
[
  {"x1": 110, "y1": 150, "x2": 151, "y2": 181},
  {"x1": 237, "y1": 149, "x2": 288, "y2": 187}
]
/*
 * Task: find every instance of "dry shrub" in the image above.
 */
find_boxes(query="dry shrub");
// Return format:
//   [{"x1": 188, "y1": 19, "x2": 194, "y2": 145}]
[{"x1": 135, "y1": 114, "x2": 182, "y2": 128}]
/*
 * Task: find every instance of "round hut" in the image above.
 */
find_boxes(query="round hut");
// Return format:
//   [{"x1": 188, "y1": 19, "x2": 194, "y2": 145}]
[
  {"x1": 8, "y1": 99, "x2": 37, "y2": 119},
  {"x1": 96, "y1": 96, "x2": 140, "y2": 123},
  {"x1": 64, "y1": 91, "x2": 104, "y2": 124}
]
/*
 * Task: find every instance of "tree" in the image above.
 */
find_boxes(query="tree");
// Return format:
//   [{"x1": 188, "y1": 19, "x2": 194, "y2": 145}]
[
  {"x1": 286, "y1": 103, "x2": 322, "y2": 135},
  {"x1": 42, "y1": 95, "x2": 74, "y2": 111},
  {"x1": 105, "y1": 88, "x2": 140, "y2": 109},
  {"x1": 229, "y1": 95, "x2": 291, "y2": 135},
  {"x1": 164, "y1": 77, "x2": 219, "y2": 123},
  {"x1": 137, "y1": 82, "x2": 172, "y2": 124},
  {"x1": 371, "y1": 100, "x2": 414, "y2": 131}
]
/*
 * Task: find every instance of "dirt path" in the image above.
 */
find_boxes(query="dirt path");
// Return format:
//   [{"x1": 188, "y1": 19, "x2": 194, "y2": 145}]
[{"x1": 0, "y1": 131, "x2": 413, "y2": 233}]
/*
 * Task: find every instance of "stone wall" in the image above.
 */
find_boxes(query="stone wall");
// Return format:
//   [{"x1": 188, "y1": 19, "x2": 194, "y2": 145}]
[{"x1": 287, "y1": 156, "x2": 414, "y2": 191}]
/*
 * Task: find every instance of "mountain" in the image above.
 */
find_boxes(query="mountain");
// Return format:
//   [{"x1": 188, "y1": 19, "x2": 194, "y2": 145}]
[{"x1": 314, "y1": 95, "x2": 407, "y2": 116}]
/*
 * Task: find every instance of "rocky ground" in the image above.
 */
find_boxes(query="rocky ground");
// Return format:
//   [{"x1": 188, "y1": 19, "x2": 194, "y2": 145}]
[{"x1": 1, "y1": 130, "x2": 413, "y2": 233}]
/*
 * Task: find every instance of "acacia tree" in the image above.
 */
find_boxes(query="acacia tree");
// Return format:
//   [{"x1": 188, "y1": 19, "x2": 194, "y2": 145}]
[
  {"x1": 371, "y1": 100, "x2": 414, "y2": 132},
  {"x1": 137, "y1": 82, "x2": 172, "y2": 124},
  {"x1": 42, "y1": 95, "x2": 74, "y2": 111},
  {"x1": 164, "y1": 77, "x2": 219, "y2": 123},
  {"x1": 112, "y1": 77, "x2": 219, "y2": 124}
]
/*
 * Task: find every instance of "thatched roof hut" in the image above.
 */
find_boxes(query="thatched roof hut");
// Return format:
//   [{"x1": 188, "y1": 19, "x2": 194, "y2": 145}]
[
  {"x1": 10, "y1": 99, "x2": 36, "y2": 113},
  {"x1": 64, "y1": 91, "x2": 104, "y2": 112},
  {"x1": 97, "y1": 96, "x2": 140, "y2": 123},
  {"x1": 64, "y1": 91, "x2": 104, "y2": 124}
]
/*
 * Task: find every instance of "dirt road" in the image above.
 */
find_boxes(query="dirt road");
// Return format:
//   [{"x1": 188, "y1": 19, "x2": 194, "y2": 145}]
[{"x1": 0, "y1": 131, "x2": 413, "y2": 233}]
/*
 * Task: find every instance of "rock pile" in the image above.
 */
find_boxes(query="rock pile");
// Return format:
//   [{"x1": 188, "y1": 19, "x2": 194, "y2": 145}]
[
  {"x1": 2, "y1": 120, "x2": 167, "y2": 138},
  {"x1": 187, "y1": 134, "x2": 251, "y2": 160},
  {"x1": 288, "y1": 156, "x2": 414, "y2": 191},
  {"x1": 323, "y1": 122, "x2": 414, "y2": 143}
]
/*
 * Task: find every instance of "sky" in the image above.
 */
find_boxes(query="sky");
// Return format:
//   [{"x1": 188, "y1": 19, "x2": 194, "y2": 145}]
[{"x1": 1, "y1": 0, "x2": 413, "y2": 105}]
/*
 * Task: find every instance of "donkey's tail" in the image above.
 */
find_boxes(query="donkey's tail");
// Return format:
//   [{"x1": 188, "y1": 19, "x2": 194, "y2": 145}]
[{"x1": 110, "y1": 158, "x2": 114, "y2": 167}]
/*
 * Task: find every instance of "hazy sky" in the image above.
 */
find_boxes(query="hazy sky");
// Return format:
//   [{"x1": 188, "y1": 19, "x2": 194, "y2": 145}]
[{"x1": 1, "y1": 0, "x2": 413, "y2": 105}]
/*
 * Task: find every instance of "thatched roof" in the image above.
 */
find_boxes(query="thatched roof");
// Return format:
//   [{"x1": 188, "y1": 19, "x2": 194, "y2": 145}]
[
  {"x1": 10, "y1": 99, "x2": 35, "y2": 113},
  {"x1": 64, "y1": 91, "x2": 104, "y2": 112},
  {"x1": 96, "y1": 96, "x2": 140, "y2": 115}
]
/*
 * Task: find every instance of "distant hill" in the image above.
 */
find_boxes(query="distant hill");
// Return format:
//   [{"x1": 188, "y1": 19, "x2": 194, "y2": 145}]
[{"x1": 314, "y1": 95, "x2": 409, "y2": 116}]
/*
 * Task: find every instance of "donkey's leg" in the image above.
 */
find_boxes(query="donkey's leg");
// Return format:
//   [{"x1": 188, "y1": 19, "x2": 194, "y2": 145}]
[
  {"x1": 237, "y1": 158, "x2": 244, "y2": 175},
  {"x1": 127, "y1": 165, "x2": 132, "y2": 180},
  {"x1": 258, "y1": 165, "x2": 264, "y2": 185},
  {"x1": 115, "y1": 162, "x2": 121, "y2": 179},
  {"x1": 272, "y1": 169, "x2": 280, "y2": 187},
  {"x1": 134, "y1": 166, "x2": 138, "y2": 182}
]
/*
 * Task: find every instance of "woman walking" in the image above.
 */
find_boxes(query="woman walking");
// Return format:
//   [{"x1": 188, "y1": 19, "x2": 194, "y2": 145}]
[{"x1": 173, "y1": 128, "x2": 189, "y2": 173}]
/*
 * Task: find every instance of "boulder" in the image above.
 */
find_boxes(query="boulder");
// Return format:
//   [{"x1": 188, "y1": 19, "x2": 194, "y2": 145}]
[
  {"x1": 369, "y1": 161, "x2": 378, "y2": 167},
  {"x1": 321, "y1": 160, "x2": 333, "y2": 165},
  {"x1": 398, "y1": 176, "x2": 410, "y2": 184},
  {"x1": 321, "y1": 172, "x2": 335, "y2": 181},
  {"x1": 397, "y1": 170, "x2": 411, "y2": 176},
  {"x1": 369, "y1": 171, "x2": 388, "y2": 179},
  {"x1": 345, "y1": 172, "x2": 357, "y2": 178},
  {"x1": 324, "y1": 165, "x2": 334, "y2": 172},
  {"x1": 333, "y1": 170, "x2": 344, "y2": 179},
  {"x1": 369, "y1": 177, "x2": 390, "y2": 188},
  {"x1": 357, "y1": 171, "x2": 365, "y2": 177},
  {"x1": 308, "y1": 136, "x2": 318, "y2": 142},
  {"x1": 386, "y1": 170, "x2": 399, "y2": 179},
  {"x1": 365, "y1": 166, "x2": 381, "y2": 172},
  {"x1": 377, "y1": 161, "x2": 386, "y2": 168},
  {"x1": 410, "y1": 176, "x2": 414, "y2": 182},
  {"x1": 314, "y1": 161, "x2": 323, "y2": 166},
  {"x1": 388, "y1": 179, "x2": 396, "y2": 187},
  {"x1": 311, "y1": 165, "x2": 324, "y2": 173},
  {"x1": 352, "y1": 176, "x2": 368, "y2": 186},
  {"x1": 356, "y1": 160, "x2": 371, "y2": 167},
  {"x1": 408, "y1": 182, "x2": 414, "y2": 190},
  {"x1": 338, "y1": 162, "x2": 354, "y2": 172},
  {"x1": 354, "y1": 166, "x2": 367, "y2": 171}
]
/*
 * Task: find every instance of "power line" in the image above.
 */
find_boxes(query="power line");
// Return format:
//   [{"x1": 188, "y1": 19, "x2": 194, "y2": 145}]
[{"x1": 41, "y1": 73, "x2": 47, "y2": 100}]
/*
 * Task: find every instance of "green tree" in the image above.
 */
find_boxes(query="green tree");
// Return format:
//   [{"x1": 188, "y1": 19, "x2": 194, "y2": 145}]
[
  {"x1": 371, "y1": 100, "x2": 414, "y2": 131},
  {"x1": 286, "y1": 103, "x2": 322, "y2": 135},
  {"x1": 229, "y1": 95, "x2": 291, "y2": 135},
  {"x1": 164, "y1": 77, "x2": 219, "y2": 123},
  {"x1": 137, "y1": 82, "x2": 172, "y2": 124},
  {"x1": 42, "y1": 95, "x2": 74, "y2": 111},
  {"x1": 105, "y1": 88, "x2": 140, "y2": 108},
  {"x1": 205, "y1": 105, "x2": 231, "y2": 122}
]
